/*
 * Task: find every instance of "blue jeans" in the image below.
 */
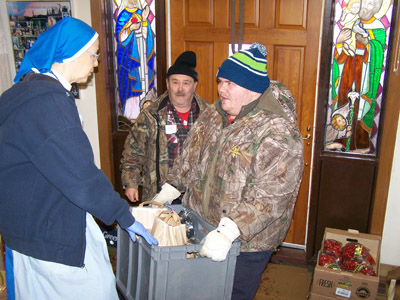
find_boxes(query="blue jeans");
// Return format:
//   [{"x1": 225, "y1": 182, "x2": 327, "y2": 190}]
[{"x1": 231, "y1": 250, "x2": 273, "y2": 300}]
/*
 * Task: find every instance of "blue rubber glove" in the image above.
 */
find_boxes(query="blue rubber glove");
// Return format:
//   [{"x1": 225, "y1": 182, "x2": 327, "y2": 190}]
[{"x1": 126, "y1": 221, "x2": 158, "y2": 246}]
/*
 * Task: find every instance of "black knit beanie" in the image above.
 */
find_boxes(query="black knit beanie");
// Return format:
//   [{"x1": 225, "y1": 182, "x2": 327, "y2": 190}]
[{"x1": 166, "y1": 51, "x2": 198, "y2": 81}]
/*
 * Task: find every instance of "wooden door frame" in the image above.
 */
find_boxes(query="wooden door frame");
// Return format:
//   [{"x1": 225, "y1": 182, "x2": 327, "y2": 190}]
[
  {"x1": 369, "y1": 1, "x2": 400, "y2": 236},
  {"x1": 90, "y1": 0, "x2": 167, "y2": 187},
  {"x1": 307, "y1": 0, "x2": 400, "y2": 260}
]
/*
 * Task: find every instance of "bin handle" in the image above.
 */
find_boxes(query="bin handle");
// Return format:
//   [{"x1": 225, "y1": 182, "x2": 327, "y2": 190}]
[{"x1": 139, "y1": 201, "x2": 165, "y2": 208}]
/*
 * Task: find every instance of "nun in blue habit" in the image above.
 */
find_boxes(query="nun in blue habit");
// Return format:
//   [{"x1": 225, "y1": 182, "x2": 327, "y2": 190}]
[{"x1": 0, "y1": 17, "x2": 157, "y2": 300}]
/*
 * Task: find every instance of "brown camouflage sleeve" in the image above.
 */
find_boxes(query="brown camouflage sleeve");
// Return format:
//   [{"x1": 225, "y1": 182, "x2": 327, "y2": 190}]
[
  {"x1": 226, "y1": 117, "x2": 304, "y2": 242},
  {"x1": 120, "y1": 112, "x2": 151, "y2": 189}
]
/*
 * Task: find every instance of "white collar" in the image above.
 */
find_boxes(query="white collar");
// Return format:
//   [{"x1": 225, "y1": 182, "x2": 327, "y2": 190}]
[
  {"x1": 35, "y1": 68, "x2": 72, "y2": 91},
  {"x1": 50, "y1": 68, "x2": 72, "y2": 91}
]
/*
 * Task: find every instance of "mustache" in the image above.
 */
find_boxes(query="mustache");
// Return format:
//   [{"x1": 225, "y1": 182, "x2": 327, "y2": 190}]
[{"x1": 175, "y1": 92, "x2": 186, "y2": 96}]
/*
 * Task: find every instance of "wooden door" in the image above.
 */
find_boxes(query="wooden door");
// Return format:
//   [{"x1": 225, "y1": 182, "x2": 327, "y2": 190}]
[
  {"x1": 169, "y1": 0, "x2": 324, "y2": 246},
  {"x1": 307, "y1": 1, "x2": 399, "y2": 260}
]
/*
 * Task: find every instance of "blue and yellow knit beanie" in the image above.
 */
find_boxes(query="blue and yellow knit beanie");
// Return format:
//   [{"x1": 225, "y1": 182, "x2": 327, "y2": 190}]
[{"x1": 216, "y1": 42, "x2": 270, "y2": 94}]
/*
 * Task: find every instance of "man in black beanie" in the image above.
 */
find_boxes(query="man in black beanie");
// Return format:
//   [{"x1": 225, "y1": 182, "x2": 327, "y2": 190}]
[{"x1": 121, "y1": 51, "x2": 209, "y2": 204}]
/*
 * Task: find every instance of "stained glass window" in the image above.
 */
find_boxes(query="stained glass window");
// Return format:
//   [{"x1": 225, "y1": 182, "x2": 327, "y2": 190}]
[
  {"x1": 324, "y1": 0, "x2": 394, "y2": 155},
  {"x1": 111, "y1": 0, "x2": 157, "y2": 130}
]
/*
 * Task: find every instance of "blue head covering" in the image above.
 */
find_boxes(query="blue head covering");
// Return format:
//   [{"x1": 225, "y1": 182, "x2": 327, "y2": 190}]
[{"x1": 14, "y1": 17, "x2": 98, "y2": 83}]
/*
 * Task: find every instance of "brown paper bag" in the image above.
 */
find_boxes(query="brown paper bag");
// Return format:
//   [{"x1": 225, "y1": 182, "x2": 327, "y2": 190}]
[
  {"x1": 130, "y1": 201, "x2": 168, "y2": 231},
  {"x1": 151, "y1": 210, "x2": 188, "y2": 246}
]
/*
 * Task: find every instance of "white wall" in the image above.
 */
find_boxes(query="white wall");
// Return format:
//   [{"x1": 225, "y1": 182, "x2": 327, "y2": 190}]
[
  {"x1": 380, "y1": 112, "x2": 400, "y2": 266},
  {"x1": 72, "y1": 0, "x2": 101, "y2": 168},
  {"x1": 0, "y1": 0, "x2": 16, "y2": 89}
]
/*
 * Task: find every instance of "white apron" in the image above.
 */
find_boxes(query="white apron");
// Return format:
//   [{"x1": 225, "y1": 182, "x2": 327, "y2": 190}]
[{"x1": 10, "y1": 213, "x2": 119, "y2": 300}]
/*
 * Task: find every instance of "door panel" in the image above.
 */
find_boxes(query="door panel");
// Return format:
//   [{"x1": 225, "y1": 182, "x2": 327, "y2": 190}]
[
  {"x1": 169, "y1": 0, "x2": 324, "y2": 246},
  {"x1": 276, "y1": 0, "x2": 306, "y2": 28},
  {"x1": 186, "y1": 42, "x2": 215, "y2": 103},
  {"x1": 316, "y1": 158, "x2": 376, "y2": 248},
  {"x1": 274, "y1": 46, "x2": 304, "y2": 102}
]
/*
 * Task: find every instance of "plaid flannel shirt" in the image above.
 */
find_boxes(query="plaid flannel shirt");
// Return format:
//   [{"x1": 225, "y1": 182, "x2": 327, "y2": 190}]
[{"x1": 166, "y1": 99, "x2": 200, "y2": 167}]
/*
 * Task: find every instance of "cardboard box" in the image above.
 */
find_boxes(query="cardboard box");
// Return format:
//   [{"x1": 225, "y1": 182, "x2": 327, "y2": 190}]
[
  {"x1": 308, "y1": 292, "x2": 343, "y2": 299},
  {"x1": 311, "y1": 228, "x2": 381, "y2": 299}
]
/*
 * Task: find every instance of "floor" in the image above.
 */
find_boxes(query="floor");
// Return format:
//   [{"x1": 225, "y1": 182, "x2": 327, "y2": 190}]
[
  {"x1": 254, "y1": 247, "x2": 315, "y2": 300},
  {"x1": 254, "y1": 262, "x2": 313, "y2": 299}
]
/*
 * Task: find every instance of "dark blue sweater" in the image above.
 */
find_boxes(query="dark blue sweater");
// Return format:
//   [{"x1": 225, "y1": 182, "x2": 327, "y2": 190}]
[{"x1": 0, "y1": 74, "x2": 135, "y2": 267}]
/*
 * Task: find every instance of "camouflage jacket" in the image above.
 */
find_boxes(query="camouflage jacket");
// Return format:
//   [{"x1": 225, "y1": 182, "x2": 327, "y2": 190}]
[
  {"x1": 120, "y1": 90, "x2": 209, "y2": 202},
  {"x1": 167, "y1": 81, "x2": 304, "y2": 252}
]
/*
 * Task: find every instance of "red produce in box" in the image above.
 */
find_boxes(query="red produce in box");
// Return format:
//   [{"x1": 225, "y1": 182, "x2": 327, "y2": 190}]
[
  {"x1": 343, "y1": 258, "x2": 359, "y2": 271},
  {"x1": 337, "y1": 261, "x2": 347, "y2": 271},
  {"x1": 319, "y1": 253, "x2": 337, "y2": 267},
  {"x1": 364, "y1": 252, "x2": 376, "y2": 265},
  {"x1": 342, "y1": 242, "x2": 368, "y2": 259},
  {"x1": 323, "y1": 239, "x2": 342, "y2": 257},
  {"x1": 360, "y1": 264, "x2": 377, "y2": 276}
]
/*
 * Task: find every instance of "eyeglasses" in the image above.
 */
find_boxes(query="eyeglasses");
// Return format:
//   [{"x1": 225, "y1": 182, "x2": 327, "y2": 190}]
[{"x1": 87, "y1": 50, "x2": 100, "y2": 62}]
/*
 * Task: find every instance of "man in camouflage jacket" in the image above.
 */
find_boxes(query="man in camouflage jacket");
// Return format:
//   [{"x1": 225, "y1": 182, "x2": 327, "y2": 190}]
[
  {"x1": 120, "y1": 51, "x2": 208, "y2": 203},
  {"x1": 153, "y1": 43, "x2": 304, "y2": 300}
]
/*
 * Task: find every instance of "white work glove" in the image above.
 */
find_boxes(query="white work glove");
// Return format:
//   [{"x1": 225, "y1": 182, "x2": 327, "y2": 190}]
[
  {"x1": 152, "y1": 183, "x2": 181, "y2": 204},
  {"x1": 199, "y1": 217, "x2": 240, "y2": 262}
]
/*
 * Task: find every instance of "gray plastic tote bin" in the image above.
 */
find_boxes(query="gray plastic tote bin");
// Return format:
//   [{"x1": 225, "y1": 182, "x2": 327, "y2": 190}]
[{"x1": 116, "y1": 206, "x2": 240, "y2": 300}]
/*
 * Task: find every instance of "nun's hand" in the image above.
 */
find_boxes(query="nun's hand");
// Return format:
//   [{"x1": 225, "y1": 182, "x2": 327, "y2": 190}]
[{"x1": 126, "y1": 221, "x2": 158, "y2": 245}]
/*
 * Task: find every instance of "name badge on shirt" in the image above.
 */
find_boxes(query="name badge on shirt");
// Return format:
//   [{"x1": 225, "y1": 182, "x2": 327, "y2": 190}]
[{"x1": 165, "y1": 124, "x2": 177, "y2": 134}]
